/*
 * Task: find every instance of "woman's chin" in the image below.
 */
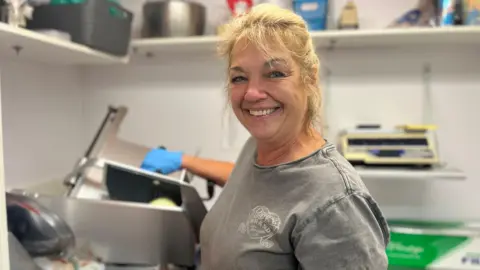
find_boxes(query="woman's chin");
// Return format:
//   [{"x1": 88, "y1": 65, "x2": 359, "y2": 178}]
[{"x1": 247, "y1": 127, "x2": 278, "y2": 142}]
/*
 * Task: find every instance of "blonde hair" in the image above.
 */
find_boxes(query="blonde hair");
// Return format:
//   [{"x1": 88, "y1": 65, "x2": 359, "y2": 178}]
[{"x1": 217, "y1": 3, "x2": 322, "y2": 131}]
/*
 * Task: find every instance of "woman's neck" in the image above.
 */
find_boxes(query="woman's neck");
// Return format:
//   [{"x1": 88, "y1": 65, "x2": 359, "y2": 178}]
[{"x1": 256, "y1": 128, "x2": 326, "y2": 166}]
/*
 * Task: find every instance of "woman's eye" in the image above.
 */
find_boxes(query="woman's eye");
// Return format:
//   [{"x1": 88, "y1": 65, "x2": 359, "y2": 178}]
[
  {"x1": 231, "y1": 76, "x2": 247, "y2": 84},
  {"x1": 268, "y1": 71, "x2": 286, "y2": 78}
]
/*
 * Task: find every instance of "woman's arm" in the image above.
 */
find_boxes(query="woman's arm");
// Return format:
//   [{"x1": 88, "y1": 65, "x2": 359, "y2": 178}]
[{"x1": 181, "y1": 155, "x2": 235, "y2": 187}]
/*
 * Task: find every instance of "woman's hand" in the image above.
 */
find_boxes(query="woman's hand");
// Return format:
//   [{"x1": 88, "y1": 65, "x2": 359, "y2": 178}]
[{"x1": 140, "y1": 148, "x2": 183, "y2": 174}]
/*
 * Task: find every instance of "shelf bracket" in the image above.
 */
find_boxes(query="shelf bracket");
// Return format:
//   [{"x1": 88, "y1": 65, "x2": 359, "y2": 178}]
[
  {"x1": 422, "y1": 63, "x2": 433, "y2": 125},
  {"x1": 130, "y1": 47, "x2": 155, "y2": 59},
  {"x1": 422, "y1": 62, "x2": 443, "y2": 163},
  {"x1": 145, "y1": 52, "x2": 154, "y2": 58},
  {"x1": 12, "y1": 45, "x2": 22, "y2": 56},
  {"x1": 327, "y1": 39, "x2": 336, "y2": 51}
]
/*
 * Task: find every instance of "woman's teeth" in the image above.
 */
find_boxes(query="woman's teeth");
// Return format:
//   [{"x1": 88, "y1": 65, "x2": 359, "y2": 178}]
[{"x1": 249, "y1": 108, "x2": 277, "y2": 116}]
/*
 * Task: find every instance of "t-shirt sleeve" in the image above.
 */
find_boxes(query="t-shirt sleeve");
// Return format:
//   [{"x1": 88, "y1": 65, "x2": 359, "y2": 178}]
[{"x1": 292, "y1": 192, "x2": 390, "y2": 270}]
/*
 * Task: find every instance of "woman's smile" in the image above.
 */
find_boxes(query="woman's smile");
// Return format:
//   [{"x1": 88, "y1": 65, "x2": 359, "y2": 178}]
[{"x1": 244, "y1": 106, "x2": 283, "y2": 119}]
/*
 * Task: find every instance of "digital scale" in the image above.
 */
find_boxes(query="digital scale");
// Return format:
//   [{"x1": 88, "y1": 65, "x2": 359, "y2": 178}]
[{"x1": 338, "y1": 124, "x2": 440, "y2": 168}]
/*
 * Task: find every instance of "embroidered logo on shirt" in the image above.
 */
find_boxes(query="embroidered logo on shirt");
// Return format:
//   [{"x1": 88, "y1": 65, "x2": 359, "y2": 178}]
[{"x1": 238, "y1": 206, "x2": 281, "y2": 248}]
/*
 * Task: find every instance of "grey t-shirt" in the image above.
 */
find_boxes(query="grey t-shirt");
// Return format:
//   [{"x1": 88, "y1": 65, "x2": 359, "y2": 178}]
[{"x1": 200, "y1": 138, "x2": 390, "y2": 270}]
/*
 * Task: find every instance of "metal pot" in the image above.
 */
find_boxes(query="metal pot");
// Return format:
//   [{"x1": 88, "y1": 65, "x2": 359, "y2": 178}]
[{"x1": 141, "y1": 0, "x2": 206, "y2": 38}]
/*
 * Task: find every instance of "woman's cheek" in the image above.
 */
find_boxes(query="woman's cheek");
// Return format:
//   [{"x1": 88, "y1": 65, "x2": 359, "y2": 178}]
[{"x1": 229, "y1": 85, "x2": 245, "y2": 104}]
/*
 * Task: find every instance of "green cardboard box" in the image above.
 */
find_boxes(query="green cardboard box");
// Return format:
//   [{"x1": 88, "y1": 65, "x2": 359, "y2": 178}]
[{"x1": 387, "y1": 220, "x2": 480, "y2": 269}]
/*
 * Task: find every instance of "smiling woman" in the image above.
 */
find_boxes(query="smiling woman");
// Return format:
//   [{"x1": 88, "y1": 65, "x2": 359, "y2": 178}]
[
  {"x1": 140, "y1": 3, "x2": 390, "y2": 270},
  {"x1": 226, "y1": 42, "x2": 319, "y2": 165},
  {"x1": 218, "y1": 4, "x2": 322, "y2": 128},
  {"x1": 217, "y1": 4, "x2": 325, "y2": 166}
]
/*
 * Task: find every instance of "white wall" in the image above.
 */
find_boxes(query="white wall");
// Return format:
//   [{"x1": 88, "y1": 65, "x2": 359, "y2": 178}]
[
  {"x1": 81, "y1": 45, "x2": 480, "y2": 220},
  {"x1": 0, "y1": 67, "x2": 11, "y2": 270},
  {"x1": 0, "y1": 0, "x2": 478, "y2": 220},
  {"x1": 81, "y1": 0, "x2": 480, "y2": 219},
  {"x1": 0, "y1": 61, "x2": 84, "y2": 189},
  {"x1": 324, "y1": 46, "x2": 480, "y2": 220}
]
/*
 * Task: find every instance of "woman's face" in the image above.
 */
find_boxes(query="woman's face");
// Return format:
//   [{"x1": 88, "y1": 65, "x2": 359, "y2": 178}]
[{"x1": 229, "y1": 40, "x2": 308, "y2": 143}]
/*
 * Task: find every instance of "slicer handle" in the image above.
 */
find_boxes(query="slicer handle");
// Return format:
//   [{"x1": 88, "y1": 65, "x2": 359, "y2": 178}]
[
  {"x1": 206, "y1": 180, "x2": 215, "y2": 200},
  {"x1": 84, "y1": 106, "x2": 118, "y2": 158}
]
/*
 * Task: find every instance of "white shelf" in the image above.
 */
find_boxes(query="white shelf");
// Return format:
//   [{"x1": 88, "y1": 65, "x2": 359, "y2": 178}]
[
  {"x1": 0, "y1": 22, "x2": 128, "y2": 65},
  {"x1": 312, "y1": 26, "x2": 480, "y2": 49},
  {"x1": 2, "y1": 23, "x2": 479, "y2": 65},
  {"x1": 131, "y1": 26, "x2": 480, "y2": 59},
  {"x1": 132, "y1": 35, "x2": 219, "y2": 55},
  {"x1": 355, "y1": 166, "x2": 466, "y2": 181}
]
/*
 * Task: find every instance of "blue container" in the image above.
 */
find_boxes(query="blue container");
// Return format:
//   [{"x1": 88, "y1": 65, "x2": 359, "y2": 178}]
[
  {"x1": 293, "y1": 0, "x2": 329, "y2": 31},
  {"x1": 464, "y1": 0, "x2": 480, "y2": 25},
  {"x1": 438, "y1": 0, "x2": 456, "y2": 25}
]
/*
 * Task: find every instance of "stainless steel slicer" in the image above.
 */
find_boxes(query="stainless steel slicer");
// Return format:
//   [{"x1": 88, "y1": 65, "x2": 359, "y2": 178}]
[{"x1": 8, "y1": 106, "x2": 212, "y2": 269}]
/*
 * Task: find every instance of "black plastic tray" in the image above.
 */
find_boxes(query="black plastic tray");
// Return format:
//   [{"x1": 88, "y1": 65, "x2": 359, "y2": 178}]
[{"x1": 26, "y1": 0, "x2": 133, "y2": 56}]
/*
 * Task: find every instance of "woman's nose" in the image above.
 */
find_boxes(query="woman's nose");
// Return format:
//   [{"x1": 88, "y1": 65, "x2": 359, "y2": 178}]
[{"x1": 244, "y1": 83, "x2": 267, "y2": 102}]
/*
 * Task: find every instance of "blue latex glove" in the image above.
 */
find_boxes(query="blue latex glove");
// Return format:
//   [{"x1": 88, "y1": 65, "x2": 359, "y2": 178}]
[{"x1": 141, "y1": 148, "x2": 183, "y2": 174}]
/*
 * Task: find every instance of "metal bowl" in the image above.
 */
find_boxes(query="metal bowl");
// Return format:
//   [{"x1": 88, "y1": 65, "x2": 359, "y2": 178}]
[{"x1": 141, "y1": 0, "x2": 206, "y2": 38}]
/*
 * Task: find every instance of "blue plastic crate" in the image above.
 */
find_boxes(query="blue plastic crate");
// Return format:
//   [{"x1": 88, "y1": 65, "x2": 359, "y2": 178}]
[{"x1": 293, "y1": 0, "x2": 329, "y2": 31}]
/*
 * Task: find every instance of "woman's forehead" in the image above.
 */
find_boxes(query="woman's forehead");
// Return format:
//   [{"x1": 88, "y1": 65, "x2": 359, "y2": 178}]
[{"x1": 230, "y1": 40, "x2": 293, "y2": 68}]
